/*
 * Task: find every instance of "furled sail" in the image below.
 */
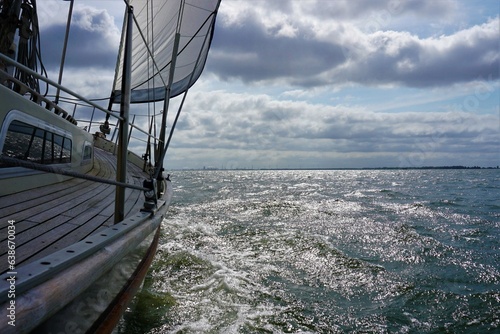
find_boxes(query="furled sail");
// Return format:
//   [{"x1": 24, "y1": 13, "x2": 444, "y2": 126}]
[{"x1": 111, "y1": 0, "x2": 220, "y2": 104}]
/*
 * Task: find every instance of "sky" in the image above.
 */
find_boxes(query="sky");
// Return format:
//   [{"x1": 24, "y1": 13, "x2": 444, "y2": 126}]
[{"x1": 37, "y1": 0, "x2": 499, "y2": 169}]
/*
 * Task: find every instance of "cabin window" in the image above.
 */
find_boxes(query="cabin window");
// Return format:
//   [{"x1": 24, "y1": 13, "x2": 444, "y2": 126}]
[
  {"x1": 61, "y1": 136, "x2": 71, "y2": 163},
  {"x1": 1, "y1": 120, "x2": 72, "y2": 166},
  {"x1": 83, "y1": 142, "x2": 93, "y2": 160},
  {"x1": 44, "y1": 132, "x2": 54, "y2": 163}
]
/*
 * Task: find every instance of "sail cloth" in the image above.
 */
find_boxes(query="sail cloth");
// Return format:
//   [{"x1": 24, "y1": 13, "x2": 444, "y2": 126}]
[{"x1": 111, "y1": 0, "x2": 221, "y2": 104}]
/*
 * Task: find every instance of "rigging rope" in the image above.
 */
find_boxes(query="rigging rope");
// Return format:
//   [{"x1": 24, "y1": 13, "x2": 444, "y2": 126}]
[{"x1": 16, "y1": 0, "x2": 48, "y2": 95}]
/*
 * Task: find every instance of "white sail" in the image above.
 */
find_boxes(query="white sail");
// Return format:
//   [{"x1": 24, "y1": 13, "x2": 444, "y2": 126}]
[{"x1": 111, "y1": 0, "x2": 220, "y2": 104}]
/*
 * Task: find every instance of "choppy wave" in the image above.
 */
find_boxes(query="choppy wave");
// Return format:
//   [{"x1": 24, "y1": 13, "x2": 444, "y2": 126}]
[{"x1": 116, "y1": 169, "x2": 500, "y2": 333}]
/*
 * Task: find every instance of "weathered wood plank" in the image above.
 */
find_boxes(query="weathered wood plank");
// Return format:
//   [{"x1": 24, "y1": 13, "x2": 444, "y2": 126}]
[
  {"x1": 0, "y1": 215, "x2": 75, "y2": 272},
  {"x1": 0, "y1": 159, "x2": 103, "y2": 212},
  {"x1": 0, "y1": 219, "x2": 37, "y2": 235},
  {"x1": 29, "y1": 213, "x2": 111, "y2": 262},
  {"x1": 2, "y1": 181, "x2": 110, "y2": 225},
  {"x1": 0, "y1": 147, "x2": 148, "y2": 274},
  {"x1": 0, "y1": 180, "x2": 98, "y2": 221},
  {"x1": 0, "y1": 154, "x2": 104, "y2": 211},
  {"x1": 61, "y1": 185, "x2": 115, "y2": 219},
  {"x1": 2, "y1": 217, "x2": 70, "y2": 250},
  {"x1": 8, "y1": 151, "x2": 116, "y2": 225},
  {"x1": 0, "y1": 150, "x2": 111, "y2": 226}
]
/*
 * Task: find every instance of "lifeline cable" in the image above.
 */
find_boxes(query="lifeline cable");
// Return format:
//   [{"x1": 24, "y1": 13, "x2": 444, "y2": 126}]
[{"x1": 0, "y1": 155, "x2": 148, "y2": 191}]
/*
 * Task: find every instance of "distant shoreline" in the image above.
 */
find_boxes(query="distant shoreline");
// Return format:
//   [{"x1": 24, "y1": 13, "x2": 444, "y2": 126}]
[
  {"x1": 177, "y1": 166, "x2": 500, "y2": 171},
  {"x1": 260, "y1": 166, "x2": 500, "y2": 171}
]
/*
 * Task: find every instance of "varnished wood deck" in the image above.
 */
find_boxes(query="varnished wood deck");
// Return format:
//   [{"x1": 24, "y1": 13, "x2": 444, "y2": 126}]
[{"x1": 0, "y1": 148, "x2": 146, "y2": 274}]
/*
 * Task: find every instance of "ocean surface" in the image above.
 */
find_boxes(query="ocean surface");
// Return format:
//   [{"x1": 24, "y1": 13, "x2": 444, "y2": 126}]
[{"x1": 117, "y1": 169, "x2": 499, "y2": 333}]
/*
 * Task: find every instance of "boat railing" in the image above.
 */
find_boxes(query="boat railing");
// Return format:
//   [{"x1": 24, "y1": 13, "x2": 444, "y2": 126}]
[
  {"x1": 1, "y1": 52, "x2": 123, "y2": 122},
  {"x1": 0, "y1": 52, "x2": 162, "y2": 150},
  {"x1": 0, "y1": 67, "x2": 78, "y2": 125}
]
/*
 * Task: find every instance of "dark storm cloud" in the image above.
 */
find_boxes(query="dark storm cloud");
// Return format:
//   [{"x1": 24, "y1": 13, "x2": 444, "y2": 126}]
[
  {"x1": 210, "y1": 13, "x2": 345, "y2": 86},
  {"x1": 209, "y1": 1, "x2": 499, "y2": 89},
  {"x1": 39, "y1": 5, "x2": 119, "y2": 71},
  {"x1": 39, "y1": 1, "x2": 498, "y2": 90}
]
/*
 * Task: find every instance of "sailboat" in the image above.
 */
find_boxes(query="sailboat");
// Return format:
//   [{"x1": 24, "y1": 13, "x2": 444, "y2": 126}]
[{"x1": 0, "y1": 0, "x2": 220, "y2": 332}]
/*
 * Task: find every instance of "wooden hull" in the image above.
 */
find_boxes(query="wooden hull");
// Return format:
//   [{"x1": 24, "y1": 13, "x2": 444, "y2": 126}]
[
  {"x1": 90, "y1": 227, "x2": 162, "y2": 334},
  {"x1": 0, "y1": 183, "x2": 171, "y2": 333},
  {"x1": 0, "y1": 13, "x2": 178, "y2": 329},
  {"x1": 0, "y1": 123, "x2": 172, "y2": 332}
]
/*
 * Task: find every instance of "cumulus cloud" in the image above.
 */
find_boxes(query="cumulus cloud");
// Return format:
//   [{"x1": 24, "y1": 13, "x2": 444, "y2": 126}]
[
  {"x1": 338, "y1": 18, "x2": 500, "y2": 87},
  {"x1": 39, "y1": 4, "x2": 120, "y2": 71},
  {"x1": 210, "y1": 1, "x2": 499, "y2": 88},
  {"x1": 302, "y1": 0, "x2": 457, "y2": 21},
  {"x1": 167, "y1": 90, "x2": 498, "y2": 168},
  {"x1": 210, "y1": 15, "x2": 346, "y2": 85},
  {"x1": 30, "y1": 0, "x2": 498, "y2": 168}
]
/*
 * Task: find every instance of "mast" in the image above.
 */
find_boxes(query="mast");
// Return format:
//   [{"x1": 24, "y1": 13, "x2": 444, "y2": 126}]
[
  {"x1": 114, "y1": 4, "x2": 133, "y2": 223},
  {"x1": 155, "y1": 31, "x2": 180, "y2": 169},
  {"x1": 108, "y1": 0, "x2": 221, "y2": 194},
  {"x1": 153, "y1": 4, "x2": 220, "y2": 180},
  {"x1": 155, "y1": 0, "x2": 184, "y2": 172}
]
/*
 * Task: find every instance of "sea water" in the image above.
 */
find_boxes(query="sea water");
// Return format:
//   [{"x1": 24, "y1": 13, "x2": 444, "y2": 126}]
[{"x1": 117, "y1": 169, "x2": 499, "y2": 333}]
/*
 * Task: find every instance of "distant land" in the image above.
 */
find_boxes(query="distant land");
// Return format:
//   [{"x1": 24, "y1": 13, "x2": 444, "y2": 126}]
[
  {"x1": 262, "y1": 166, "x2": 500, "y2": 171},
  {"x1": 187, "y1": 166, "x2": 500, "y2": 171}
]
